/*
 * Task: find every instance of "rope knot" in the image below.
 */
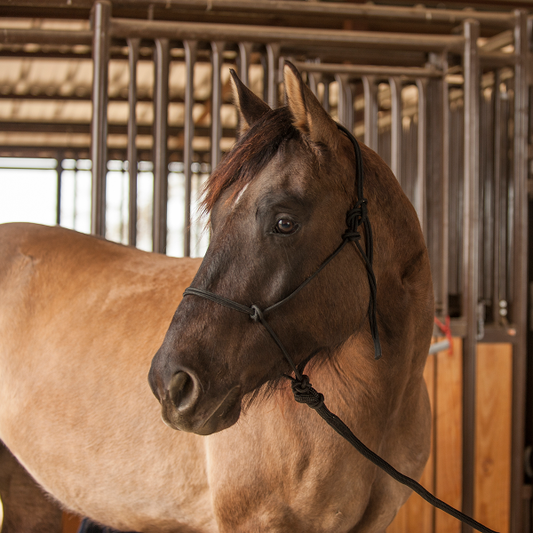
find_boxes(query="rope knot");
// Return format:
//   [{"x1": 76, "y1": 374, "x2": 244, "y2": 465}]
[
  {"x1": 343, "y1": 229, "x2": 362, "y2": 242},
  {"x1": 291, "y1": 375, "x2": 324, "y2": 410},
  {"x1": 346, "y1": 199, "x2": 368, "y2": 231},
  {"x1": 250, "y1": 305, "x2": 264, "y2": 322}
]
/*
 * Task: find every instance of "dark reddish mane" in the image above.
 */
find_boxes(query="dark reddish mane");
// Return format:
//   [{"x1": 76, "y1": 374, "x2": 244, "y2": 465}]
[{"x1": 202, "y1": 106, "x2": 300, "y2": 213}]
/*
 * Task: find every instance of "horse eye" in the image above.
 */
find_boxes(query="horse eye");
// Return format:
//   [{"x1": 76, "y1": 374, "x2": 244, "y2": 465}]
[{"x1": 275, "y1": 219, "x2": 298, "y2": 235}]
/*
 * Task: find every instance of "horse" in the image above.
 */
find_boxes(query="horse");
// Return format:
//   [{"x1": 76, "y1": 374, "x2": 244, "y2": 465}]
[{"x1": 0, "y1": 62, "x2": 434, "y2": 533}]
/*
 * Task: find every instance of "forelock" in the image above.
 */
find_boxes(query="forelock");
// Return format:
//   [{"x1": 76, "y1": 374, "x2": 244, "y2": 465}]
[{"x1": 202, "y1": 107, "x2": 300, "y2": 214}]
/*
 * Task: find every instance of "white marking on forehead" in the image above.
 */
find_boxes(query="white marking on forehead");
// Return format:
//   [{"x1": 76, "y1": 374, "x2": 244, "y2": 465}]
[{"x1": 232, "y1": 182, "x2": 250, "y2": 208}]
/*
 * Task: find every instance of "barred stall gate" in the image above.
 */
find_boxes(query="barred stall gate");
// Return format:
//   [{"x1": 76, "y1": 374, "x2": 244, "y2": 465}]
[{"x1": 0, "y1": 2, "x2": 530, "y2": 532}]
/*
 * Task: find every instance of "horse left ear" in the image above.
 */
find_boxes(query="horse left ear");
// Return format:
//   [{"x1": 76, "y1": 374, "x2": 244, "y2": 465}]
[
  {"x1": 283, "y1": 61, "x2": 340, "y2": 149},
  {"x1": 230, "y1": 69, "x2": 271, "y2": 137}
]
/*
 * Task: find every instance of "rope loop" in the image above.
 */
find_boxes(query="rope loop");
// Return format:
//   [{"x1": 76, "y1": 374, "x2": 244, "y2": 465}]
[
  {"x1": 250, "y1": 304, "x2": 264, "y2": 323},
  {"x1": 291, "y1": 375, "x2": 325, "y2": 410}
]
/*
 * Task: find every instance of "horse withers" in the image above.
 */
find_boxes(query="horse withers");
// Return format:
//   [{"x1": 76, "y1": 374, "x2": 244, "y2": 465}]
[{"x1": 0, "y1": 62, "x2": 433, "y2": 532}]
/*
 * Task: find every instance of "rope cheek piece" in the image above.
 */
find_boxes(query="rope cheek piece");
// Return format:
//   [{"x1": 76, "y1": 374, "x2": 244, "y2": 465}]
[{"x1": 182, "y1": 123, "x2": 498, "y2": 533}]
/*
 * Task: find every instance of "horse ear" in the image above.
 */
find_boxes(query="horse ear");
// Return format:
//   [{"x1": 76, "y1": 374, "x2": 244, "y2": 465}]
[
  {"x1": 230, "y1": 69, "x2": 271, "y2": 137},
  {"x1": 283, "y1": 61, "x2": 339, "y2": 148}
]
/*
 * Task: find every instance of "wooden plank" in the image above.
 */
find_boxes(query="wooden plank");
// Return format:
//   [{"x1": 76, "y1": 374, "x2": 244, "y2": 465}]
[
  {"x1": 387, "y1": 352, "x2": 436, "y2": 533},
  {"x1": 474, "y1": 343, "x2": 512, "y2": 533},
  {"x1": 435, "y1": 337, "x2": 462, "y2": 533}
]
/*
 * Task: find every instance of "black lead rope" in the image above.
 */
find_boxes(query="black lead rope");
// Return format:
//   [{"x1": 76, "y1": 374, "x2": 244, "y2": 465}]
[{"x1": 183, "y1": 124, "x2": 497, "y2": 533}]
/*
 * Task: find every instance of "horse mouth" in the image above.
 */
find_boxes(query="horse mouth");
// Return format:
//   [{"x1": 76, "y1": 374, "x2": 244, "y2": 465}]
[{"x1": 161, "y1": 385, "x2": 242, "y2": 435}]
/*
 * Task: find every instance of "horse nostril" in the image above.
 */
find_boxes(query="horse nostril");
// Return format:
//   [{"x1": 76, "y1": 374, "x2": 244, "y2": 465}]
[{"x1": 168, "y1": 371, "x2": 197, "y2": 410}]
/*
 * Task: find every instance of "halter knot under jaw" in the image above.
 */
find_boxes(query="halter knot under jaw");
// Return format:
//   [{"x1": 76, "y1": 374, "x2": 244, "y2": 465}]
[{"x1": 290, "y1": 375, "x2": 325, "y2": 410}]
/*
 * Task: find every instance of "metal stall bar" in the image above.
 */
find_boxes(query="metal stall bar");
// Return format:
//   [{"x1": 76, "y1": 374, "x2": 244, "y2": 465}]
[
  {"x1": 127, "y1": 37, "x2": 140, "y2": 247},
  {"x1": 153, "y1": 38, "x2": 170, "y2": 254},
  {"x1": 0, "y1": 0, "x2": 517, "y2": 29},
  {"x1": 510, "y1": 10, "x2": 529, "y2": 533},
  {"x1": 0, "y1": 27, "x2": 93, "y2": 45},
  {"x1": 461, "y1": 19, "x2": 481, "y2": 532},
  {"x1": 416, "y1": 78, "x2": 428, "y2": 237},
  {"x1": 56, "y1": 155, "x2": 63, "y2": 226},
  {"x1": 183, "y1": 40, "x2": 197, "y2": 257},
  {"x1": 439, "y1": 52, "x2": 450, "y2": 320},
  {"x1": 145, "y1": 0, "x2": 515, "y2": 28},
  {"x1": 90, "y1": 0, "x2": 111, "y2": 237},
  {"x1": 389, "y1": 76, "x2": 402, "y2": 185},
  {"x1": 492, "y1": 69, "x2": 504, "y2": 327},
  {"x1": 211, "y1": 41, "x2": 225, "y2": 170},
  {"x1": 293, "y1": 62, "x2": 441, "y2": 78},
  {"x1": 237, "y1": 42, "x2": 253, "y2": 86},
  {"x1": 266, "y1": 43, "x2": 280, "y2": 109},
  {"x1": 362, "y1": 76, "x2": 379, "y2": 152},
  {"x1": 335, "y1": 74, "x2": 353, "y2": 131},
  {"x1": 307, "y1": 70, "x2": 321, "y2": 102},
  {"x1": 110, "y1": 19, "x2": 466, "y2": 54}
]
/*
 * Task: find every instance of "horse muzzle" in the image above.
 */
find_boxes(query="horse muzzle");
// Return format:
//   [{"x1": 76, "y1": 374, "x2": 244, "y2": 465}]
[{"x1": 149, "y1": 364, "x2": 242, "y2": 435}]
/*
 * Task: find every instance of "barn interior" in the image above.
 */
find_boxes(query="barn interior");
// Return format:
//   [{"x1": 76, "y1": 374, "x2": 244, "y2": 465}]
[{"x1": 0, "y1": 1, "x2": 532, "y2": 532}]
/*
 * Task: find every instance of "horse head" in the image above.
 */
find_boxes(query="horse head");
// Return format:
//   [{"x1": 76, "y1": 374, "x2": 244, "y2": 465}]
[{"x1": 148, "y1": 62, "x2": 431, "y2": 436}]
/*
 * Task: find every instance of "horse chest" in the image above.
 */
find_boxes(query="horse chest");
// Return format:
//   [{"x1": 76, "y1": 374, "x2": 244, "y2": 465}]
[{"x1": 205, "y1": 401, "x2": 378, "y2": 533}]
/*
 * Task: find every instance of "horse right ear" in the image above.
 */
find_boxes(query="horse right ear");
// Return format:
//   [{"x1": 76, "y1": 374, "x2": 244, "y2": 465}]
[{"x1": 230, "y1": 69, "x2": 271, "y2": 137}]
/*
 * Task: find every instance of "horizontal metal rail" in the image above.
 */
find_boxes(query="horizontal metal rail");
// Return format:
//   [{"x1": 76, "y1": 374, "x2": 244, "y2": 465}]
[
  {"x1": 0, "y1": 28, "x2": 92, "y2": 45},
  {"x1": 110, "y1": 18, "x2": 466, "y2": 53},
  {"x1": 0, "y1": 0, "x2": 519, "y2": 28},
  {"x1": 293, "y1": 62, "x2": 443, "y2": 79}
]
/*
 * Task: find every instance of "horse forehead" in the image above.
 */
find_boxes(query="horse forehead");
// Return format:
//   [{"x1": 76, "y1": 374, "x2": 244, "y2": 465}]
[{"x1": 250, "y1": 146, "x2": 316, "y2": 198}]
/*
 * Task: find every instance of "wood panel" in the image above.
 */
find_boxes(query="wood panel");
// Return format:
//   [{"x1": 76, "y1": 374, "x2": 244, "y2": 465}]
[
  {"x1": 387, "y1": 353, "x2": 436, "y2": 533},
  {"x1": 474, "y1": 343, "x2": 512, "y2": 533},
  {"x1": 387, "y1": 338, "x2": 463, "y2": 533},
  {"x1": 435, "y1": 337, "x2": 463, "y2": 533}
]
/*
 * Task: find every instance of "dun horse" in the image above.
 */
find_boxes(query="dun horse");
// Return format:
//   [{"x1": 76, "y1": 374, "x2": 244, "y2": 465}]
[{"x1": 0, "y1": 63, "x2": 433, "y2": 533}]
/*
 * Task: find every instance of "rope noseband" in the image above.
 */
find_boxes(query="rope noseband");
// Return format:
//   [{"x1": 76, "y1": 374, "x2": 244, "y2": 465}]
[{"x1": 182, "y1": 124, "x2": 497, "y2": 533}]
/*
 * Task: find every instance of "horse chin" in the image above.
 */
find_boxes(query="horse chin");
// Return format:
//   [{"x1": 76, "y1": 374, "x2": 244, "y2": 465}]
[{"x1": 160, "y1": 385, "x2": 242, "y2": 435}]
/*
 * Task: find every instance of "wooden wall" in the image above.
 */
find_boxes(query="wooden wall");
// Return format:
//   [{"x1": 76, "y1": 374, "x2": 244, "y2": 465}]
[{"x1": 388, "y1": 339, "x2": 512, "y2": 533}]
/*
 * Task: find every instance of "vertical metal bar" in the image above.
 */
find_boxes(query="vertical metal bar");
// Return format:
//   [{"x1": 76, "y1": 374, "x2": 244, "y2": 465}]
[
  {"x1": 237, "y1": 42, "x2": 252, "y2": 86},
  {"x1": 323, "y1": 80, "x2": 331, "y2": 114},
  {"x1": 492, "y1": 70, "x2": 503, "y2": 325},
  {"x1": 152, "y1": 38, "x2": 170, "y2": 254},
  {"x1": 362, "y1": 75, "x2": 378, "y2": 151},
  {"x1": 266, "y1": 43, "x2": 280, "y2": 109},
  {"x1": 127, "y1": 37, "x2": 140, "y2": 247},
  {"x1": 335, "y1": 74, "x2": 353, "y2": 131},
  {"x1": 461, "y1": 20, "x2": 480, "y2": 532},
  {"x1": 389, "y1": 76, "x2": 402, "y2": 184},
  {"x1": 425, "y1": 56, "x2": 445, "y2": 316},
  {"x1": 511, "y1": 10, "x2": 528, "y2": 533},
  {"x1": 416, "y1": 78, "x2": 428, "y2": 238},
  {"x1": 308, "y1": 71, "x2": 320, "y2": 99},
  {"x1": 211, "y1": 41, "x2": 224, "y2": 170},
  {"x1": 441, "y1": 53, "x2": 450, "y2": 319},
  {"x1": 55, "y1": 155, "x2": 63, "y2": 226},
  {"x1": 183, "y1": 40, "x2": 197, "y2": 258},
  {"x1": 90, "y1": 0, "x2": 111, "y2": 237}
]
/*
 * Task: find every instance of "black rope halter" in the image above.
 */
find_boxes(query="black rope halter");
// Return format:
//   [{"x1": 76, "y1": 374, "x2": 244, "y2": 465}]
[{"x1": 182, "y1": 124, "x2": 497, "y2": 533}]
